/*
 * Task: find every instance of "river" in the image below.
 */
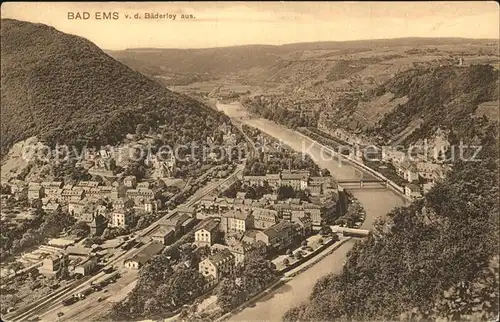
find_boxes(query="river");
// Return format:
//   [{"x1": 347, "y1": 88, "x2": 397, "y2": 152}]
[{"x1": 216, "y1": 102, "x2": 406, "y2": 321}]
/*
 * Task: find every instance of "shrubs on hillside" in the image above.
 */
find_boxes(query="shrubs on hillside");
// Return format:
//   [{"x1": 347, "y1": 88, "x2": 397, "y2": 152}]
[{"x1": 282, "y1": 124, "x2": 499, "y2": 321}]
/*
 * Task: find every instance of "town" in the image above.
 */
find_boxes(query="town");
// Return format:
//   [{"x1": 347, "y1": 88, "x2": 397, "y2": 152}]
[{"x1": 0, "y1": 121, "x2": 356, "y2": 321}]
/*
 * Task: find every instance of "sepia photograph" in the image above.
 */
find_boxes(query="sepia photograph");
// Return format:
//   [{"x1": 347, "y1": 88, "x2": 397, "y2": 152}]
[{"x1": 0, "y1": 1, "x2": 498, "y2": 322}]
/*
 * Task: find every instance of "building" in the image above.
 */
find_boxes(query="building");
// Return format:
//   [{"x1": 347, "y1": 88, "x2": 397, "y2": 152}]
[
  {"x1": 255, "y1": 221, "x2": 296, "y2": 251},
  {"x1": 151, "y1": 227, "x2": 175, "y2": 245},
  {"x1": 395, "y1": 160, "x2": 419, "y2": 183},
  {"x1": 422, "y1": 182, "x2": 436, "y2": 194},
  {"x1": 72, "y1": 202, "x2": 106, "y2": 223},
  {"x1": 281, "y1": 171, "x2": 310, "y2": 191},
  {"x1": 66, "y1": 246, "x2": 93, "y2": 259},
  {"x1": 137, "y1": 182, "x2": 150, "y2": 189},
  {"x1": 199, "y1": 249, "x2": 235, "y2": 280},
  {"x1": 125, "y1": 188, "x2": 155, "y2": 201},
  {"x1": 194, "y1": 219, "x2": 220, "y2": 247},
  {"x1": 227, "y1": 239, "x2": 259, "y2": 265},
  {"x1": 177, "y1": 206, "x2": 196, "y2": 218},
  {"x1": 41, "y1": 181, "x2": 63, "y2": 189},
  {"x1": 405, "y1": 184, "x2": 423, "y2": 200},
  {"x1": 74, "y1": 258, "x2": 98, "y2": 276},
  {"x1": 113, "y1": 198, "x2": 135, "y2": 211},
  {"x1": 28, "y1": 184, "x2": 44, "y2": 201},
  {"x1": 221, "y1": 210, "x2": 254, "y2": 233},
  {"x1": 42, "y1": 202, "x2": 61, "y2": 213},
  {"x1": 76, "y1": 181, "x2": 100, "y2": 192},
  {"x1": 60, "y1": 189, "x2": 84, "y2": 203},
  {"x1": 38, "y1": 252, "x2": 69, "y2": 278},
  {"x1": 123, "y1": 176, "x2": 137, "y2": 188},
  {"x1": 144, "y1": 198, "x2": 160, "y2": 213},
  {"x1": 124, "y1": 242, "x2": 164, "y2": 269},
  {"x1": 44, "y1": 187, "x2": 62, "y2": 199},
  {"x1": 161, "y1": 213, "x2": 191, "y2": 237},
  {"x1": 8, "y1": 179, "x2": 26, "y2": 194},
  {"x1": 251, "y1": 208, "x2": 278, "y2": 230},
  {"x1": 295, "y1": 215, "x2": 313, "y2": 236},
  {"x1": 111, "y1": 211, "x2": 132, "y2": 228},
  {"x1": 303, "y1": 203, "x2": 324, "y2": 228},
  {"x1": 181, "y1": 217, "x2": 197, "y2": 234},
  {"x1": 235, "y1": 192, "x2": 247, "y2": 199}
]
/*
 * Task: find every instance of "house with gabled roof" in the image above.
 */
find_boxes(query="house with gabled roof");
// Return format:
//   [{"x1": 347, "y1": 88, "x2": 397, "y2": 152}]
[{"x1": 199, "y1": 248, "x2": 235, "y2": 280}]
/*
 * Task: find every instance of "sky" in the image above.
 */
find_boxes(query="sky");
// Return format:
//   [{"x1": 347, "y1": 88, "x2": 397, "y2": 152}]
[{"x1": 1, "y1": 1, "x2": 499, "y2": 50}]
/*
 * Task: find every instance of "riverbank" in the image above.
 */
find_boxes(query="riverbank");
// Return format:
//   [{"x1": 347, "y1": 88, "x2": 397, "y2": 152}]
[
  {"x1": 216, "y1": 101, "x2": 405, "y2": 321},
  {"x1": 217, "y1": 237, "x2": 352, "y2": 322}
]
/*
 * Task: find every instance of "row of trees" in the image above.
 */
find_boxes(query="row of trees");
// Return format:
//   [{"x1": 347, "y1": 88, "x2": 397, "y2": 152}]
[
  {"x1": 242, "y1": 97, "x2": 318, "y2": 129},
  {"x1": 216, "y1": 251, "x2": 280, "y2": 313},
  {"x1": 1, "y1": 209, "x2": 76, "y2": 261},
  {"x1": 243, "y1": 152, "x2": 320, "y2": 177}
]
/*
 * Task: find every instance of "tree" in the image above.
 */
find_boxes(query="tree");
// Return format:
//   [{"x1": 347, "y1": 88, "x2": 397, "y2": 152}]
[
  {"x1": 241, "y1": 254, "x2": 278, "y2": 295},
  {"x1": 216, "y1": 278, "x2": 247, "y2": 312},
  {"x1": 136, "y1": 123, "x2": 147, "y2": 137},
  {"x1": 320, "y1": 225, "x2": 333, "y2": 236},
  {"x1": 0, "y1": 184, "x2": 11, "y2": 194},
  {"x1": 283, "y1": 258, "x2": 290, "y2": 266},
  {"x1": 277, "y1": 186, "x2": 296, "y2": 200},
  {"x1": 318, "y1": 238, "x2": 324, "y2": 245},
  {"x1": 143, "y1": 297, "x2": 159, "y2": 317},
  {"x1": 71, "y1": 221, "x2": 90, "y2": 238}
]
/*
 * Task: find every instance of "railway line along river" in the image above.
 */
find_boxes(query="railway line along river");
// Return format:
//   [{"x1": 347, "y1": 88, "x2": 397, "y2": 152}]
[{"x1": 216, "y1": 101, "x2": 406, "y2": 321}]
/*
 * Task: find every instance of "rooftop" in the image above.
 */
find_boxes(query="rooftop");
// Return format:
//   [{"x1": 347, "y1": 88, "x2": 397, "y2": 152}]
[
  {"x1": 208, "y1": 248, "x2": 234, "y2": 266},
  {"x1": 125, "y1": 242, "x2": 164, "y2": 265},
  {"x1": 261, "y1": 221, "x2": 293, "y2": 239},
  {"x1": 224, "y1": 209, "x2": 251, "y2": 220},
  {"x1": 198, "y1": 219, "x2": 220, "y2": 233}
]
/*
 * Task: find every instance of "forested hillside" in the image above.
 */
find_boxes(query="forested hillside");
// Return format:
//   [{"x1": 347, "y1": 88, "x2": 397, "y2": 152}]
[
  {"x1": 368, "y1": 65, "x2": 499, "y2": 145},
  {"x1": 0, "y1": 19, "x2": 229, "y2": 156},
  {"x1": 283, "y1": 67, "x2": 499, "y2": 321}
]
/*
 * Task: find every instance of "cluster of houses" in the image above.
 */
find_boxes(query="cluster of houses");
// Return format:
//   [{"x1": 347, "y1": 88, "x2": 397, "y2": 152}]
[
  {"x1": 4, "y1": 176, "x2": 164, "y2": 236},
  {"x1": 122, "y1": 172, "x2": 338, "y2": 284},
  {"x1": 22, "y1": 242, "x2": 107, "y2": 279},
  {"x1": 194, "y1": 213, "x2": 304, "y2": 283},
  {"x1": 190, "y1": 179, "x2": 338, "y2": 283},
  {"x1": 242, "y1": 170, "x2": 336, "y2": 194},
  {"x1": 392, "y1": 159, "x2": 448, "y2": 199}
]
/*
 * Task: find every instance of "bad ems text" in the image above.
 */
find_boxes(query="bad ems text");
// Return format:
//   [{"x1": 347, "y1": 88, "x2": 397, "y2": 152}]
[{"x1": 68, "y1": 12, "x2": 120, "y2": 20}]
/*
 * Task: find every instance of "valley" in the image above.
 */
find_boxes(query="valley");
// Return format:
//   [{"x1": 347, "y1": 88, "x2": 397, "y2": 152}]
[{"x1": 1, "y1": 5, "x2": 498, "y2": 322}]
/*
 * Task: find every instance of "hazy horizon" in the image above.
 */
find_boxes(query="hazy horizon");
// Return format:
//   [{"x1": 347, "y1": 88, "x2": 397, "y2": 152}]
[
  {"x1": 112, "y1": 36, "x2": 499, "y2": 51},
  {"x1": 1, "y1": 2, "x2": 499, "y2": 50}
]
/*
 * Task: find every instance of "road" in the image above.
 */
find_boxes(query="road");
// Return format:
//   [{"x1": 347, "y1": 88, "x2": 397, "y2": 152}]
[
  {"x1": 217, "y1": 101, "x2": 406, "y2": 321},
  {"x1": 3, "y1": 163, "x2": 245, "y2": 322}
]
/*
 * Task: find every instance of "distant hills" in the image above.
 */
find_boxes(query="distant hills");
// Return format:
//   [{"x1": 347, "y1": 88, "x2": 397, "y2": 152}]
[
  {"x1": 0, "y1": 19, "x2": 229, "y2": 156},
  {"x1": 107, "y1": 37, "x2": 497, "y2": 77},
  {"x1": 282, "y1": 52, "x2": 499, "y2": 322}
]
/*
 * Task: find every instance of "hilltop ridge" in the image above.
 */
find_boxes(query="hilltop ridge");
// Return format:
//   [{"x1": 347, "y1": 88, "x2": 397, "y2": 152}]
[{"x1": 0, "y1": 18, "x2": 228, "y2": 156}]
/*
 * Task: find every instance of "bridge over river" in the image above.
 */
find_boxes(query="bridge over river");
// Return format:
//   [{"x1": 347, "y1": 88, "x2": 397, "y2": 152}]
[{"x1": 216, "y1": 101, "x2": 407, "y2": 321}]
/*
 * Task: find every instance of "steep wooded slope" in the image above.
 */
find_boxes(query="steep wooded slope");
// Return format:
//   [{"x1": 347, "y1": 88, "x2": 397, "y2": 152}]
[{"x1": 1, "y1": 19, "x2": 229, "y2": 156}]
